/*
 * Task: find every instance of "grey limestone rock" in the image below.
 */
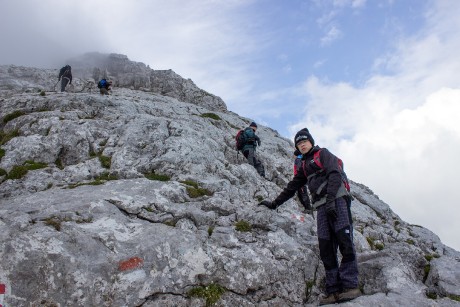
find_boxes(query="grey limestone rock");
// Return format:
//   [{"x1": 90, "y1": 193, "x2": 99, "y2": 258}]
[{"x1": 0, "y1": 63, "x2": 459, "y2": 306}]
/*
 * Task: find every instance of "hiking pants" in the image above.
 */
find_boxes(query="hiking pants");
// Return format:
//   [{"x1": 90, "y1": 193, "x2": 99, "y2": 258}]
[
  {"x1": 60, "y1": 77, "x2": 70, "y2": 92},
  {"x1": 243, "y1": 148, "x2": 265, "y2": 177},
  {"x1": 317, "y1": 197, "x2": 358, "y2": 294}
]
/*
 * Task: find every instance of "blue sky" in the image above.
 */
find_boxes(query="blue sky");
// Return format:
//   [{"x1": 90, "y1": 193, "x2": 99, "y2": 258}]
[{"x1": 1, "y1": 0, "x2": 459, "y2": 251}]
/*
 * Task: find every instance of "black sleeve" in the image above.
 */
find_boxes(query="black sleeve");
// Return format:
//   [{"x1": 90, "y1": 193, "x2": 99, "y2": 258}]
[
  {"x1": 272, "y1": 172, "x2": 308, "y2": 208},
  {"x1": 255, "y1": 135, "x2": 261, "y2": 145},
  {"x1": 319, "y1": 149, "x2": 342, "y2": 203}
]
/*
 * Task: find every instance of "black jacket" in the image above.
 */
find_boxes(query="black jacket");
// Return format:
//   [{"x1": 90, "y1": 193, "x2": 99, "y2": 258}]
[
  {"x1": 273, "y1": 146, "x2": 343, "y2": 208},
  {"x1": 58, "y1": 66, "x2": 72, "y2": 83}
]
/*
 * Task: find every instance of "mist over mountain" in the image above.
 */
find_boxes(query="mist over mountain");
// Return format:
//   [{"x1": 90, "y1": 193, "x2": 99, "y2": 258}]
[{"x1": 0, "y1": 53, "x2": 459, "y2": 306}]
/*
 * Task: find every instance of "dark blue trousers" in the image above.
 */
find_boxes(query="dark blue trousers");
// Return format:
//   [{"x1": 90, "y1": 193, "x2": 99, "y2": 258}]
[{"x1": 317, "y1": 197, "x2": 358, "y2": 294}]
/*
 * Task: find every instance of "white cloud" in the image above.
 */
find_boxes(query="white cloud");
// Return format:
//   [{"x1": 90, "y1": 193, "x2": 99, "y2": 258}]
[
  {"x1": 290, "y1": 0, "x2": 460, "y2": 251},
  {"x1": 320, "y1": 25, "x2": 343, "y2": 46}
]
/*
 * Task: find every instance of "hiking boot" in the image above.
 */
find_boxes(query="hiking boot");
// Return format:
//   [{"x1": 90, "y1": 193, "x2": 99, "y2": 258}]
[
  {"x1": 338, "y1": 288, "x2": 361, "y2": 302},
  {"x1": 319, "y1": 293, "x2": 339, "y2": 305}
]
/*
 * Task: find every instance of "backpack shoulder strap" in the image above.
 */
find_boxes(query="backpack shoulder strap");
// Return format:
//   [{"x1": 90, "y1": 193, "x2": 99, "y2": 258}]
[{"x1": 313, "y1": 149, "x2": 323, "y2": 168}]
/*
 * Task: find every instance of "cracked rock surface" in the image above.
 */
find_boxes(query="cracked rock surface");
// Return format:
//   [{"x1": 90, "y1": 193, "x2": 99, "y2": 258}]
[{"x1": 0, "y1": 60, "x2": 459, "y2": 306}]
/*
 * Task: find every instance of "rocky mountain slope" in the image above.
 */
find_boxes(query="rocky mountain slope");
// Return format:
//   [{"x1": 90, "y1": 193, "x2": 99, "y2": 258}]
[{"x1": 0, "y1": 54, "x2": 459, "y2": 306}]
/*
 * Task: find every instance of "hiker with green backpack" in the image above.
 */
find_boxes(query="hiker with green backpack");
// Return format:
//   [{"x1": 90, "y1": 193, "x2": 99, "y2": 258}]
[
  {"x1": 235, "y1": 122, "x2": 265, "y2": 178},
  {"x1": 259, "y1": 128, "x2": 361, "y2": 305}
]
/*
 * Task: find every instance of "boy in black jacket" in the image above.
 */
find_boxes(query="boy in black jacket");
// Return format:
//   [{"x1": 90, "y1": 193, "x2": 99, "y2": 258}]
[{"x1": 259, "y1": 128, "x2": 361, "y2": 305}]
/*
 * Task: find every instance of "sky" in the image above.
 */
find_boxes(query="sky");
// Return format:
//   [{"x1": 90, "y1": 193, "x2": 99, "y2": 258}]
[{"x1": 1, "y1": 0, "x2": 459, "y2": 251}]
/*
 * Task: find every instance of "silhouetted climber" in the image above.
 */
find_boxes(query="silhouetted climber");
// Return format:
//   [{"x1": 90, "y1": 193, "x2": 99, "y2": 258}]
[{"x1": 58, "y1": 65, "x2": 72, "y2": 92}]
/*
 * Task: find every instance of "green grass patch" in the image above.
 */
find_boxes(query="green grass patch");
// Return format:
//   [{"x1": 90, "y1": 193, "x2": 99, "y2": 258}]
[
  {"x1": 375, "y1": 243, "x2": 384, "y2": 251},
  {"x1": 0, "y1": 148, "x2": 5, "y2": 159},
  {"x1": 208, "y1": 226, "x2": 214, "y2": 237},
  {"x1": 67, "y1": 172, "x2": 118, "y2": 189},
  {"x1": 0, "y1": 168, "x2": 7, "y2": 176},
  {"x1": 24, "y1": 160, "x2": 48, "y2": 170},
  {"x1": 186, "y1": 186, "x2": 213, "y2": 198},
  {"x1": 75, "y1": 217, "x2": 93, "y2": 224},
  {"x1": 200, "y1": 113, "x2": 221, "y2": 120},
  {"x1": 366, "y1": 237, "x2": 375, "y2": 249},
  {"x1": 43, "y1": 216, "x2": 62, "y2": 231},
  {"x1": 256, "y1": 195, "x2": 264, "y2": 202},
  {"x1": 145, "y1": 171, "x2": 171, "y2": 181},
  {"x1": 164, "y1": 220, "x2": 177, "y2": 227},
  {"x1": 235, "y1": 220, "x2": 252, "y2": 232},
  {"x1": 55, "y1": 158, "x2": 64, "y2": 170},
  {"x1": 448, "y1": 295, "x2": 460, "y2": 302},
  {"x1": 7, "y1": 165, "x2": 28, "y2": 179},
  {"x1": 426, "y1": 290, "x2": 437, "y2": 300},
  {"x1": 180, "y1": 180, "x2": 199, "y2": 189},
  {"x1": 0, "y1": 129, "x2": 20, "y2": 145},
  {"x1": 2, "y1": 110, "x2": 26, "y2": 124},
  {"x1": 406, "y1": 239, "x2": 415, "y2": 245},
  {"x1": 98, "y1": 155, "x2": 111, "y2": 168},
  {"x1": 423, "y1": 264, "x2": 431, "y2": 283},
  {"x1": 39, "y1": 90, "x2": 46, "y2": 96},
  {"x1": 187, "y1": 283, "x2": 226, "y2": 307},
  {"x1": 95, "y1": 172, "x2": 118, "y2": 181}
]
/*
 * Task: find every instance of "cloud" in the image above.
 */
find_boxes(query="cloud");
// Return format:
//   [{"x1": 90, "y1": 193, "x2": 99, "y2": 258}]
[
  {"x1": 290, "y1": 0, "x2": 460, "y2": 250},
  {"x1": 320, "y1": 25, "x2": 343, "y2": 46}
]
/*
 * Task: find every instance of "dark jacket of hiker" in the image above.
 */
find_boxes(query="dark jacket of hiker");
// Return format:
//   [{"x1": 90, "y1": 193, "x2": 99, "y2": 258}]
[
  {"x1": 242, "y1": 122, "x2": 264, "y2": 177},
  {"x1": 58, "y1": 65, "x2": 72, "y2": 92},
  {"x1": 259, "y1": 128, "x2": 358, "y2": 296},
  {"x1": 242, "y1": 127, "x2": 261, "y2": 152},
  {"x1": 274, "y1": 146, "x2": 342, "y2": 207}
]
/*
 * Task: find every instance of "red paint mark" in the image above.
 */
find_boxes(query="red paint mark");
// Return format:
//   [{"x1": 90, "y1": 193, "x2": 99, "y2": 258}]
[
  {"x1": 118, "y1": 257, "x2": 143, "y2": 271},
  {"x1": 0, "y1": 283, "x2": 4, "y2": 307},
  {"x1": 291, "y1": 214, "x2": 305, "y2": 223}
]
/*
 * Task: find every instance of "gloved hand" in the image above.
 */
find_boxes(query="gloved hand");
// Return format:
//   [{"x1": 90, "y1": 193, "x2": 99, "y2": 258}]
[
  {"x1": 258, "y1": 200, "x2": 276, "y2": 209},
  {"x1": 325, "y1": 201, "x2": 337, "y2": 221}
]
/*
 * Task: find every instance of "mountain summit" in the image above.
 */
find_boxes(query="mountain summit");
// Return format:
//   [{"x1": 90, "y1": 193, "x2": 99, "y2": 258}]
[{"x1": 0, "y1": 54, "x2": 459, "y2": 306}]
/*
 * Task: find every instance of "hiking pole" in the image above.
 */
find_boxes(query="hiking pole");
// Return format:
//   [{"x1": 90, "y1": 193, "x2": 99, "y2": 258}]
[{"x1": 53, "y1": 80, "x2": 60, "y2": 92}]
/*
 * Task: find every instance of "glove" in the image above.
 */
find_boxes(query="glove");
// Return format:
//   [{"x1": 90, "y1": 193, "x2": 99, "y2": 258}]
[
  {"x1": 258, "y1": 200, "x2": 276, "y2": 210},
  {"x1": 325, "y1": 201, "x2": 337, "y2": 221}
]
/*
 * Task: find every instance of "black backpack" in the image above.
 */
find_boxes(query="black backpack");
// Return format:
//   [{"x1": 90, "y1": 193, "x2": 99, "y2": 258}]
[{"x1": 59, "y1": 65, "x2": 71, "y2": 78}]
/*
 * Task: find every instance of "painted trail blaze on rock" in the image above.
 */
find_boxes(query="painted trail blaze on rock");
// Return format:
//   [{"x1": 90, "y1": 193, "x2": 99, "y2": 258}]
[
  {"x1": 291, "y1": 214, "x2": 305, "y2": 222},
  {"x1": 118, "y1": 257, "x2": 143, "y2": 271},
  {"x1": 0, "y1": 283, "x2": 5, "y2": 307}
]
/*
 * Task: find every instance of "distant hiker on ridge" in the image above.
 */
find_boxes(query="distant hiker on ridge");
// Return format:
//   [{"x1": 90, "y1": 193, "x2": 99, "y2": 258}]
[
  {"x1": 258, "y1": 128, "x2": 361, "y2": 305},
  {"x1": 58, "y1": 65, "x2": 72, "y2": 92},
  {"x1": 235, "y1": 122, "x2": 265, "y2": 178},
  {"x1": 97, "y1": 79, "x2": 112, "y2": 95}
]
